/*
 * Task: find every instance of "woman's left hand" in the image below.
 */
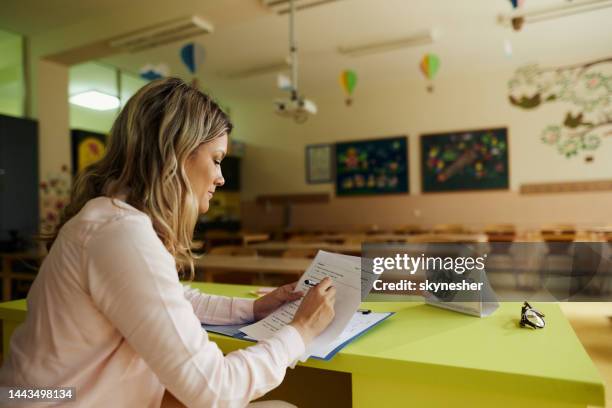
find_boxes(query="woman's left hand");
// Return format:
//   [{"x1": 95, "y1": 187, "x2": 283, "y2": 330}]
[{"x1": 253, "y1": 281, "x2": 304, "y2": 320}]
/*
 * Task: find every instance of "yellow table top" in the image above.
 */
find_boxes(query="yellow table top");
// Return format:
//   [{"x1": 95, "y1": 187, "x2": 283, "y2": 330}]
[{"x1": 0, "y1": 282, "x2": 605, "y2": 406}]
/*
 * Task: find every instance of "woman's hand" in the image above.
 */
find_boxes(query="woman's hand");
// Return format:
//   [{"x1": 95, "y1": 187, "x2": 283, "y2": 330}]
[
  {"x1": 289, "y1": 277, "x2": 336, "y2": 345},
  {"x1": 253, "y1": 282, "x2": 303, "y2": 320}
]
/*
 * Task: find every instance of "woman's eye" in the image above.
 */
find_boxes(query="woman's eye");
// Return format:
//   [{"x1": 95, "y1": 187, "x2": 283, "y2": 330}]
[{"x1": 214, "y1": 160, "x2": 222, "y2": 165}]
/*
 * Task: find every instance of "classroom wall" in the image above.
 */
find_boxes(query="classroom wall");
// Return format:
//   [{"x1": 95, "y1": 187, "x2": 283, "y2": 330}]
[{"x1": 230, "y1": 68, "x2": 612, "y2": 231}]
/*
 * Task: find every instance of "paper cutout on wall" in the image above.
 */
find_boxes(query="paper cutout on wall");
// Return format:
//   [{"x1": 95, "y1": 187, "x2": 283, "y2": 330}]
[
  {"x1": 39, "y1": 165, "x2": 71, "y2": 234},
  {"x1": 71, "y1": 129, "x2": 107, "y2": 176},
  {"x1": 508, "y1": 57, "x2": 612, "y2": 161}
]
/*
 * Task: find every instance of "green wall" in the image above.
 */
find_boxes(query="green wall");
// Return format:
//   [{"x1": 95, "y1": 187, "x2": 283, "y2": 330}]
[{"x1": 0, "y1": 29, "x2": 24, "y2": 117}]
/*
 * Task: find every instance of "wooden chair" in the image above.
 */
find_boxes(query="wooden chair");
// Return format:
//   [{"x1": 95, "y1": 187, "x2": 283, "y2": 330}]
[
  {"x1": 432, "y1": 224, "x2": 466, "y2": 234},
  {"x1": 342, "y1": 234, "x2": 367, "y2": 245},
  {"x1": 484, "y1": 224, "x2": 516, "y2": 242},
  {"x1": 208, "y1": 246, "x2": 258, "y2": 256},
  {"x1": 393, "y1": 224, "x2": 424, "y2": 235},
  {"x1": 282, "y1": 248, "x2": 318, "y2": 259},
  {"x1": 540, "y1": 224, "x2": 576, "y2": 242}
]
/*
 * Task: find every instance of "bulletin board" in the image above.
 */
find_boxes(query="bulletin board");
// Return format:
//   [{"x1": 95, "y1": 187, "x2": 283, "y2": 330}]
[
  {"x1": 421, "y1": 128, "x2": 509, "y2": 192},
  {"x1": 335, "y1": 136, "x2": 408, "y2": 196}
]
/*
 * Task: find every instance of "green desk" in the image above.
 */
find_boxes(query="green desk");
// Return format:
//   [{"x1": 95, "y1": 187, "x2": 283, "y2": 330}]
[{"x1": 0, "y1": 282, "x2": 605, "y2": 407}]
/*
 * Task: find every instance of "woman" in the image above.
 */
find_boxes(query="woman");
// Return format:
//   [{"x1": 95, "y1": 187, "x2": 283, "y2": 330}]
[{"x1": 0, "y1": 78, "x2": 336, "y2": 407}]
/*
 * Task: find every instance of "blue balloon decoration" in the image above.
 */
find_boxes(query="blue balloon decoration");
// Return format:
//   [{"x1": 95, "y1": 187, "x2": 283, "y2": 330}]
[
  {"x1": 509, "y1": 0, "x2": 519, "y2": 8},
  {"x1": 180, "y1": 43, "x2": 205, "y2": 74}
]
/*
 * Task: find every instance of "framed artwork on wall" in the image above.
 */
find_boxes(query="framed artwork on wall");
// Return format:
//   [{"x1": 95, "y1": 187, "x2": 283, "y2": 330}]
[
  {"x1": 71, "y1": 129, "x2": 107, "y2": 176},
  {"x1": 420, "y1": 127, "x2": 509, "y2": 192},
  {"x1": 306, "y1": 143, "x2": 334, "y2": 183},
  {"x1": 335, "y1": 136, "x2": 408, "y2": 196}
]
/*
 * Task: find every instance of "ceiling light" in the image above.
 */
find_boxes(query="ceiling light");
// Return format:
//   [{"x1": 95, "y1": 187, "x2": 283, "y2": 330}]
[
  {"x1": 69, "y1": 91, "x2": 120, "y2": 111},
  {"x1": 338, "y1": 28, "x2": 440, "y2": 57},
  {"x1": 108, "y1": 15, "x2": 213, "y2": 53},
  {"x1": 261, "y1": 0, "x2": 341, "y2": 14},
  {"x1": 219, "y1": 61, "x2": 290, "y2": 79}
]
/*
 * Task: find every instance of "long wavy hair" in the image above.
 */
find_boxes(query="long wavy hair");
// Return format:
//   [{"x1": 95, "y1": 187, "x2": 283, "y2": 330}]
[{"x1": 50, "y1": 77, "x2": 232, "y2": 279}]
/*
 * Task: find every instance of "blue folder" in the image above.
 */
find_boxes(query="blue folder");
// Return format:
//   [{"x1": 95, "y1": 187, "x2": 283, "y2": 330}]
[{"x1": 202, "y1": 311, "x2": 394, "y2": 361}]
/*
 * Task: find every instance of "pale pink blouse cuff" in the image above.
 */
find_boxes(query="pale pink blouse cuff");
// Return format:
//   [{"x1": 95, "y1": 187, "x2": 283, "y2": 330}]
[{"x1": 182, "y1": 285, "x2": 255, "y2": 325}]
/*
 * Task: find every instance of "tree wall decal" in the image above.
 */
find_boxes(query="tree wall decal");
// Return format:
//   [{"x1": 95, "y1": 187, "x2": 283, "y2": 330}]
[{"x1": 508, "y1": 57, "x2": 612, "y2": 161}]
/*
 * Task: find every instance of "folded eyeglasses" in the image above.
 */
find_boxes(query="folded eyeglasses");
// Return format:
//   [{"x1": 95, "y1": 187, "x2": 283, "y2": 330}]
[{"x1": 520, "y1": 302, "x2": 545, "y2": 329}]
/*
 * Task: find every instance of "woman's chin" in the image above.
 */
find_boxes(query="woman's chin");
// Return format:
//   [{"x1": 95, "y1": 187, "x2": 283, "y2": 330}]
[{"x1": 199, "y1": 202, "x2": 209, "y2": 214}]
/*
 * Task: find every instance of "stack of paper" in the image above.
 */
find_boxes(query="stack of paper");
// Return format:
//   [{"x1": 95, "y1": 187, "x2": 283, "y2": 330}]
[{"x1": 204, "y1": 250, "x2": 392, "y2": 360}]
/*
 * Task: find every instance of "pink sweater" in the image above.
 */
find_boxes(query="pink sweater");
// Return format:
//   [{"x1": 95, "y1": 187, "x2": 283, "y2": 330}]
[{"x1": 0, "y1": 197, "x2": 305, "y2": 407}]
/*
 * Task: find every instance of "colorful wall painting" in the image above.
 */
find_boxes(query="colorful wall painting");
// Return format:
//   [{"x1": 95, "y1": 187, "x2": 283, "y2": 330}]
[
  {"x1": 421, "y1": 128, "x2": 509, "y2": 192},
  {"x1": 335, "y1": 136, "x2": 408, "y2": 196}
]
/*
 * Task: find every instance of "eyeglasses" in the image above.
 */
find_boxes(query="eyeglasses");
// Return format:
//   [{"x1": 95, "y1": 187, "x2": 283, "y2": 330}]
[{"x1": 520, "y1": 302, "x2": 545, "y2": 329}]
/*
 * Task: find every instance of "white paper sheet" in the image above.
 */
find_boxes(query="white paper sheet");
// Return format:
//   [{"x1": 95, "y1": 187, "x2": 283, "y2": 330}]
[
  {"x1": 241, "y1": 250, "x2": 363, "y2": 360},
  {"x1": 307, "y1": 311, "x2": 391, "y2": 359}
]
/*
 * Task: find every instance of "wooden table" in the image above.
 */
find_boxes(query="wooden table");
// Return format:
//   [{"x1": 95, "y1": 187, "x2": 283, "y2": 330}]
[
  {"x1": 248, "y1": 242, "x2": 362, "y2": 256},
  {"x1": 249, "y1": 234, "x2": 488, "y2": 257},
  {"x1": 194, "y1": 255, "x2": 312, "y2": 282},
  {"x1": 202, "y1": 231, "x2": 270, "y2": 247}
]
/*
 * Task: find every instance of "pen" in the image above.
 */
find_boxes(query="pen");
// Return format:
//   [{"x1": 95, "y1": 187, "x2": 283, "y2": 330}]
[
  {"x1": 304, "y1": 279, "x2": 334, "y2": 290},
  {"x1": 358, "y1": 309, "x2": 372, "y2": 315}
]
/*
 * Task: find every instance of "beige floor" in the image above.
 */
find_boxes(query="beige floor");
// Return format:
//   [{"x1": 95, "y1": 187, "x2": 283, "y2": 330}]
[{"x1": 560, "y1": 303, "x2": 612, "y2": 407}]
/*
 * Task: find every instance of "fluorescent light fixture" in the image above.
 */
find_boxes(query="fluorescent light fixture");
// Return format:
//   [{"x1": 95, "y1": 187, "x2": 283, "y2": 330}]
[
  {"x1": 69, "y1": 90, "x2": 120, "y2": 111},
  {"x1": 338, "y1": 28, "x2": 440, "y2": 57},
  {"x1": 261, "y1": 0, "x2": 341, "y2": 14},
  {"x1": 499, "y1": 0, "x2": 612, "y2": 29},
  {"x1": 219, "y1": 61, "x2": 290, "y2": 79},
  {"x1": 108, "y1": 16, "x2": 213, "y2": 53}
]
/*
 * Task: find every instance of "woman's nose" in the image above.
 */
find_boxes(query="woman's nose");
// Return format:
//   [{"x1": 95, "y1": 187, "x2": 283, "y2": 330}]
[{"x1": 215, "y1": 175, "x2": 225, "y2": 187}]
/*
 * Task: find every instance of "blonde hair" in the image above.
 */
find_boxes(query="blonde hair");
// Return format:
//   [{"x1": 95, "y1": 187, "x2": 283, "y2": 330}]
[{"x1": 52, "y1": 77, "x2": 232, "y2": 279}]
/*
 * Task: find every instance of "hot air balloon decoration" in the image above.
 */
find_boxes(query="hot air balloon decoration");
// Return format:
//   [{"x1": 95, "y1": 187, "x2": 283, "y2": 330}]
[
  {"x1": 180, "y1": 42, "x2": 205, "y2": 88},
  {"x1": 340, "y1": 69, "x2": 358, "y2": 106},
  {"x1": 509, "y1": 0, "x2": 526, "y2": 31},
  {"x1": 419, "y1": 53, "x2": 440, "y2": 93}
]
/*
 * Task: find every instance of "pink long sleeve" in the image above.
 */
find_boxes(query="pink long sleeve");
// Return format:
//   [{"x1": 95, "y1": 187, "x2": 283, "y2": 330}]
[
  {"x1": 0, "y1": 197, "x2": 304, "y2": 408},
  {"x1": 182, "y1": 285, "x2": 255, "y2": 325}
]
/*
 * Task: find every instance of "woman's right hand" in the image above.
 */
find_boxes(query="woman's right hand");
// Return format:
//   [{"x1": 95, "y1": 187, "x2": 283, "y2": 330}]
[{"x1": 290, "y1": 277, "x2": 336, "y2": 345}]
